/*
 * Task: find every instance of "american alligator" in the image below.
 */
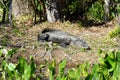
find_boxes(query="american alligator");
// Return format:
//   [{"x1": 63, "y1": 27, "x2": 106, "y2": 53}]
[{"x1": 38, "y1": 28, "x2": 90, "y2": 50}]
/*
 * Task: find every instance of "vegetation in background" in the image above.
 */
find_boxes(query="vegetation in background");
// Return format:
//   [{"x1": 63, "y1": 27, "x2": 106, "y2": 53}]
[
  {"x1": 28, "y1": 0, "x2": 46, "y2": 23},
  {"x1": 0, "y1": 0, "x2": 10, "y2": 23},
  {"x1": 0, "y1": 0, "x2": 119, "y2": 24},
  {"x1": 62, "y1": 0, "x2": 97, "y2": 21},
  {"x1": 110, "y1": 0, "x2": 120, "y2": 18},
  {"x1": 85, "y1": 0, "x2": 104, "y2": 22}
]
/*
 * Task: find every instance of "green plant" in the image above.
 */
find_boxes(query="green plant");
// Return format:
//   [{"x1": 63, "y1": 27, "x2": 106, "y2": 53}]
[
  {"x1": 110, "y1": 0, "x2": 120, "y2": 19},
  {"x1": 0, "y1": 48, "x2": 36, "y2": 80},
  {"x1": 108, "y1": 26, "x2": 120, "y2": 38},
  {"x1": 1, "y1": 57, "x2": 36, "y2": 80},
  {"x1": 112, "y1": 51, "x2": 120, "y2": 79},
  {"x1": 87, "y1": 50, "x2": 120, "y2": 80},
  {"x1": 12, "y1": 28, "x2": 24, "y2": 36},
  {"x1": 67, "y1": 66, "x2": 81, "y2": 80},
  {"x1": 56, "y1": 60, "x2": 67, "y2": 80},
  {"x1": 41, "y1": 50, "x2": 120, "y2": 80},
  {"x1": 68, "y1": 0, "x2": 80, "y2": 15},
  {"x1": 1, "y1": 34, "x2": 9, "y2": 46},
  {"x1": 47, "y1": 60, "x2": 56, "y2": 80},
  {"x1": 47, "y1": 60, "x2": 67, "y2": 80},
  {"x1": 0, "y1": 48, "x2": 120, "y2": 80},
  {"x1": 15, "y1": 57, "x2": 36, "y2": 80},
  {"x1": 85, "y1": 0, "x2": 104, "y2": 22}
]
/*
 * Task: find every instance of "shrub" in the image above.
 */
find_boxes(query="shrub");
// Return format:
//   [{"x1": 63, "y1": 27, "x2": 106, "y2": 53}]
[{"x1": 85, "y1": 0, "x2": 104, "y2": 22}]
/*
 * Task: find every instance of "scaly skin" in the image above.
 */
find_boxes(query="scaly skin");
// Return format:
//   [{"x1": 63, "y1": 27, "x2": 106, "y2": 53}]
[{"x1": 38, "y1": 28, "x2": 90, "y2": 50}]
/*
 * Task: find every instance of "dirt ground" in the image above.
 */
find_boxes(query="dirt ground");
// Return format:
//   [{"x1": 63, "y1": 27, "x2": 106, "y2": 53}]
[{"x1": 0, "y1": 20, "x2": 120, "y2": 69}]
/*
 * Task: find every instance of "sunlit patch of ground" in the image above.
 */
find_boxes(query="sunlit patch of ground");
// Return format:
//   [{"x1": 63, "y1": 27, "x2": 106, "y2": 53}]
[{"x1": 0, "y1": 19, "x2": 119, "y2": 69}]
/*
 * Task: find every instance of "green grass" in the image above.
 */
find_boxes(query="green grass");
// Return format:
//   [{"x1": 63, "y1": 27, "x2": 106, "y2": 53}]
[{"x1": 108, "y1": 26, "x2": 120, "y2": 38}]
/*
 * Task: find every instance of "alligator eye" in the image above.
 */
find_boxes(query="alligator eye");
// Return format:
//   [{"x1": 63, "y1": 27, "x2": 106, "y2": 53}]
[{"x1": 44, "y1": 34, "x2": 49, "y2": 40}]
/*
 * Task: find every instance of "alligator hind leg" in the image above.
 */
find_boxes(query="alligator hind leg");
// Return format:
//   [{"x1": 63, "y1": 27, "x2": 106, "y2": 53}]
[{"x1": 60, "y1": 43, "x2": 68, "y2": 48}]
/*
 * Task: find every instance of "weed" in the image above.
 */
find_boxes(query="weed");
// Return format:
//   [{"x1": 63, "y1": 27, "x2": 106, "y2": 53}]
[
  {"x1": 0, "y1": 48, "x2": 36, "y2": 80},
  {"x1": 0, "y1": 48, "x2": 120, "y2": 80},
  {"x1": 108, "y1": 26, "x2": 120, "y2": 38},
  {"x1": 12, "y1": 28, "x2": 24, "y2": 36},
  {"x1": 1, "y1": 34, "x2": 9, "y2": 46},
  {"x1": 65, "y1": 46, "x2": 87, "y2": 54}
]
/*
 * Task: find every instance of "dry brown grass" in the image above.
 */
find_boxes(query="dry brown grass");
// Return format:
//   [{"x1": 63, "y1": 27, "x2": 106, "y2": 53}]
[{"x1": 0, "y1": 19, "x2": 119, "y2": 68}]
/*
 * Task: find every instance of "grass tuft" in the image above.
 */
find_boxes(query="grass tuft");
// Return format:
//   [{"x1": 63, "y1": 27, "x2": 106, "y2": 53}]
[{"x1": 108, "y1": 26, "x2": 120, "y2": 38}]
